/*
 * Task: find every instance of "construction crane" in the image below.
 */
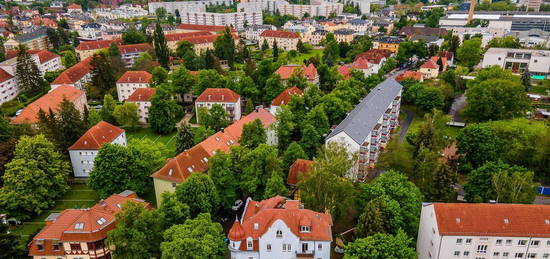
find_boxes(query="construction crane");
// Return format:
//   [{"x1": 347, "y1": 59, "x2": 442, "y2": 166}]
[{"x1": 467, "y1": 0, "x2": 476, "y2": 24}]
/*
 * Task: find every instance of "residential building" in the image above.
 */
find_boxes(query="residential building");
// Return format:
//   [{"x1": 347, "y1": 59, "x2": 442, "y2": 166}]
[
  {"x1": 508, "y1": 29, "x2": 550, "y2": 48},
  {"x1": 67, "y1": 3, "x2": 83, "y2": 14},
  {"x1": 176, "y1": 23, "x2": 232, "y2": 33},
  {"x1": 150, "y1": 108, "x2": 276, "y2": 205},
  {"x1": 337, "y1": 64, "x2": 352, "y2": 80},
  {"x1": 78, "y1": 23, "x2": 104, "y2": 41},
  {"x1": 411, "y1": 34, "x2": 444, "y2": 47},
  {"x1": 325, "y1": 78, "x2": 402, "y2": 180},
  {"x1": 527, "y1": 0, "x2": 541, "y2": 12},
  {"x1": 3, "y1": 27, "x2": 50, "y2": 50},
  {"x1": 116, "y1": 71, "x2": 152, "y2": 101},
  {"x1": 177, "y1": 10, "x2": 263, "y2": 30},
  {"x1": 396, "y1": 70, "x2": 424, "y2": 82},
  {"x1": 12, "y1": 85, "x2": 87, "y2": 124},
  {"x1": 419, "y1": 59, "x2": 440, "y2": 79},
  {"x1": 354, "y1": 49, "x2": 394, "y2": 75},
  {"x1": 196, "y1": 88, "x2": 242, "y2": 122},
  {"x1": 28, "y1": 190, "x2": 149, "y2": 259},
  {"x1": 126, "y1": 88, "x2": 156, "y2": 123},
  {"x1": 75, "y1": 39, "x2": 122, "y2": 60},
  {"x1": 348, "y1": 19, "x2": 370, "y2": 33},
  {"x1": 227, "y1": 196, "x2": 333, "y2": 259},
  {"x1": 417, "y1": 203, "x2": 550, "y2": 259},
  {"x1": 333, "y1": 28, "x2": 355, "y2": 43},
  {"x1": 165, "y1": 31, "x2": 214, "y2": 50},
  {"x1": 287, "y1": 159, "x2": 314, "y2": 200},
  {"x1": 51, "y1": 57, "x2": 93, "y2": 90},
  {"x1": 68, "y1": 121, "x2": 126, "y2": 177},
  {"x1": 446, "y1": 26, "x2": 507, "y2": 47},
  {"x1": 397, "y1": 27, "x2": 447, "y2": 39},
  {"x1": 308, "y1": 29, "x2": 327, "y2": 46},
  {"x1": 119, "y1": 43, "x2": 152, "y2": 67},
  {"x1": 275, "y1": 64, "x2": 319, "y2": 85},
  {"x1": 270, "y1": 86, "x2": 303, "y2": 115},
  {"x1": 165, "y1": 32, "x2": 235, "y2": 54},
  {"x1": 277, "y1": 1, "x2": 343, "y2": 19},
  {"x1": 439, "y1": 11, "x2": 550, "y2": 32},
  {"x1": 373, "y1": 36, "x2": 403, "y2": 53},
  {"x1": 92, "y1": 4, "x2": 149, "y2": 19},
  {"x1": 1, "y1": 49, "x2": 63, "y2": 76},
  {"x1": 482, "y1": 48, "x2": 550, "y2": 76},
  {"x1": 148, "y1": 0, "x2": 232, "y2": 15},
  {"x1": 0, "y1": 68, "x2": 17, "y2": 105},
  {"x1": 259, "y1": 30, "x2": 300, "y2": 51},
  {"x1": 245, "y1": 24, "x2": 277, "y2": 41}
]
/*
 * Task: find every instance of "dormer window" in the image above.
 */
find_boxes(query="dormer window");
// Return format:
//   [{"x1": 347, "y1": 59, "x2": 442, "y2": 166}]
[
  {"x1": 300, "y1": 226, "x2": 311, "y2": 232},
  {"x1": 36, "y1": 240, "x2": 44, "y2": 251},
  {"x1": 247, "y1": 240, "x2": 253, "y2": 249},
  {"x1": 97, "y1": 217, "x2": 106, "y2": 225},
  {"x1": 276, "y1": 230, "x2": 283, "y2": 238},
  {"x1": 75, "y1": 223, "x2": 84, "y2": 229}
]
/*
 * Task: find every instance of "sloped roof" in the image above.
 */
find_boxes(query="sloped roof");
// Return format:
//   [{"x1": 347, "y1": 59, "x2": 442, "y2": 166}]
[
  {"x1": 118, "y1": 43, "x2": 152, "y2": 54},
  {"x1": 420, "y1": 59, "x2": 439, "y2": 69},
  {"x1": 165, "y1": 31, "x2": 212, "y2": 42},
  {"x1": 260, "y1": 30, "x2": 299, "y2": 39},
  {"x1": 68, "y1": 121, "x2": 125, "y2": 150},
  {"x1": 287, "y1": 159, "x2": 314, "y2": 185},
  {"x1": 431, "y1": 203, "x2": 550, "y2": 237},
  {"x1": 326, "y1": 78, "x2": 403, "y2": 145},
  {"x1": 67, "y1": 3, "x2": 82, "y2": 9},
  {"x1": 116, "y1": 70, "x2": 152, "y2": 84},
  {"x1": 275, "y1": 64, "x2": 318, "y2": 81},
  {"x1": 337, "y1": 64, "x2": 351, "y2": 80},
  {"x1": 396, "y1": 70, "x2": 423, "y2": 81},
  {"x1": 398, "y1": 27, "x2": 447, "y2": 38},
  {"x1": 196, "y1": 88, "x2": 240, "y2": 103},
  {"x1": 0, "y1": 67, "x2": 14, "y2": 83},
  {"x1": 12, "y1": 85, "x2": 85, "y2": 124},
  {"x1": 126, "y1": 88, "x2": 156, "y2": 102},
  {"x1": 76, "y1": 39, "x2": 121, "y2": 51},
  {"x1": 271, "y1": 86, "x2": 303, "y2": 106},
  {"x1": 51, "y1": 56, "x2": 93, "y2": 85},
  {"x1": 5, "y1": 49, "x2": 59, "y2": 64}
]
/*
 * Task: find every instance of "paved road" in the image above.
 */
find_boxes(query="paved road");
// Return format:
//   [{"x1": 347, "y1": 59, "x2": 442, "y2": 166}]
[{"x1": 398, "y1": 109, "x2": 414, "y2": 143}]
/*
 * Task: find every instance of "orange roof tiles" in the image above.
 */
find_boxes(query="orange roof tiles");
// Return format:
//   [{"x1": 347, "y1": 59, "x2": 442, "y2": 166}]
[
  {"x1": 12, "y1": 85, "x2": 85, "y2": 124},
  {"x1": 196, "y1": 88, "x2": 240, "y2": 103},
  {"x1": 116, "y1": 71, "x2": 152, "y2": 84},
  {"x1": 275, "y1": 64, "x2": 318, "y2": 81},
  {"x1": 396, "y1": 71, "x2": 423, "y2": 81},
  {"x1": 351, "y1": 57, "x2": 369, "y2": 70},
  {"x1": 432, "y1": 203, "x2": 550, "y2": 237},
  {"x1": 126, "y1": 88, "x2": 156, "y2": 102},
  {"x1": 354, "y1": 49, "x2": 392, "y2": 65},
  {"x1": 287, "y1": 159, "x2": 314, "y2": 185},
  {"x1": 430, "y1": 56, "x2": 447, "y2": 70},
  {"x1": 68, "y1": 121, "x2": 125, "y2": 150},
  {"x1": 271, "y1": 86, "x2": 303, "y2": 106},
  {"x1": 76, "y1": 39, "x2": 121, "y2": 51},
  {"x1": 5, "y1": 49, "x2": 59, "y2": 63},
  {"x1": 51, "y1": 56, "x2": 93, "y2": 85},
  {"x1": 260, "y1": 30, "x2": 299, "y2": 39},
  {"x1": 420, "y1": 59, "x2": 439, "y2": 69},
  {"x1": 118, "y1": 43, "x2": 152, "y2": 54},
  {"x1": 67, "y1": 3, "x2": 81, "y2": 9},
  {"x1": 338, "y1": 64, "x2": 351, "y2": 80},
  {"x1": 0, "y1": 67, "x2": 14, "y2": 83},
  {"x1": 151, "y1": 109, "x2": 275, "y2": 183},
  {"x1": 229, "y1": 196, "x2": 332, "y2": 244},
  {"x1": 177, "y1": 24, "x2": 233, "y2": 32}
]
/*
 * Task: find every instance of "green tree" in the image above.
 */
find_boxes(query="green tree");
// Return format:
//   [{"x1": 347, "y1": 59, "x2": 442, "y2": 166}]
[
  {"x1": 245, "y1": 98, "x2": 254, "y2": 115},
  {"x1": 149, "y1": 86, "x2": 181, "y2": 134},
  {"x1": 61, "y1": 50, "x2": 77, "y2": 68},
  {"x1": 107, "y1": 202, "x2": 163, "y2": 259},
  {"x1": 239, "y1": 119, "x2": 267, "y2": 149},
  {"x1": 322, "y1": 33, "x2": 340, "y2": 66},
  {"x1": 264, "y1": 172, "x2": 288, "y2": 199},
  {"x1": 282, "y1": 142, "x2": 308, "y2": 171},
  {"x1": 193, "y1": 70, "x2": 225, "y2": 95},
  {"x1": 344, "y1": 231, "x2": 416, "y2": 259},
  {"x1": 38, "y1": 99, "x2": 87, "y2": 151},
  {"x1": 159, "y1": 192, "x2": 190, "y2": 229},
  {"x1": 0, "y1": 116, "x2": 12, "y2": 142},
  {"x1": 317, "y1": 63, "x2": 341, "y2": 92},
  {"x1": 272, "y1": 40, "x2": 279, "y2": 60},
  {"x1": 240, "y1": 144, "x2": 282, "y2": 199},
  {"x1": 175, "y1": 173, "x2": 219, "y2": 217},
  {"x1": 113, "y1": 102, "x2": 140, "y2": 130},
  {"x1": 355, "y1": 195, "x2": 403, "y2": 237},
  {"x1": 297, "y1": 38, "x2": 306, "y2": 53},
  {"x1": 175, "y1": 122, "x2": 195, "y2": 154},
  {"x1": 457, "y1": 123, "x2": 501, "y2": 168},
  {"x1": 415, "y1": 87, "x2": 445, "y2": 112},
  {"x1": 15, "y1": 45, "x2": 47, "y2": 95},
  {"x1": 199, "y1": 104, "x2": 230, "y2": 132},
  {"x1": 208, "y1": 151, "x2": 239, "y2": 209},
  {"x1": 193, "y1": 126, "x2": 215, "y2": 144},
  {"x1": 261, "y1": 39, "x2": 269, "y2": 51},
  {"x1": 275, "y1": 105, "x2": 295, "y2": 153},
  {"x1": 457, "y1": 37, "x2": 482, "y2": 68},
  {"x1": 151, "y1": 66, "x2": 169, "y2": 86},
  {"x1": 487, "y1": 36, "x2": 521, "y2": 49},
  {"x1": 264, "y1": 74, "x2": 286, "y2": 104},
  {"x1": 89, "y1": 52, "x2": 117, "y2": 98},
  {"x1": 122, "y1": 26, "x2": 147, "y2": 44},
  {"x1": 161, "y1": 213, "x2": 226, "y2": 259},
  {"x1": 154, "y1": 23, "x2": 170, "y2": 69},
  {"x1": 169, "y1": 66, "x2": 196, "y2": 96},
  {"x1": 465, "y1": 79, "x2": 529, "y2": 121},
  {"x1": 0, "y1": 223, "x2": 25, "y2": 258},
  {"x1": 100, "y1": 94, "x2": 117, "y2": 124},
  {"x1": 132, "y1": 52, "x2": 156, "y2": 72},
  {"x1": 300, "y1": 123, "x2": 322, "y2": 158},
  {"x1": 0, "y1": 135, "x2": 70, "y2": 220},
  {"x1": 213, "y1": 27, "x2": 236, "y2": 67}
]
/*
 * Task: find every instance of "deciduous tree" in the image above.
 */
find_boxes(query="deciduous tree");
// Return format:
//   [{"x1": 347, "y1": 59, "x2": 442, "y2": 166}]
[
  {"x1": 175, "y1": 173, "x2": 219, "y2": 217},
  {"x1": 465, "y1": 79, "x2": 529, "y2": 121},
  {"x1": 239, "y1": 119, "x2": 267, "y2": 149},
  {"x1": 113, "y1": 102, "x2": 140, "y2": 130},
  {"x1": 264, "y1": 173, "x2": 288, "y2": 199},
  {"x1": 149, "y1": 86, "x2": 181, "y2": 134},
  {"x1": 344, "y1": 230, "x2": 416, "y2": 259}
]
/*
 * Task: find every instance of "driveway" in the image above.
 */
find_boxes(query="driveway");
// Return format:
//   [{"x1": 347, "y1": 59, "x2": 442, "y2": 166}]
[{"x1": 398, "y1": 109, "x2": 414, "y2": 143}]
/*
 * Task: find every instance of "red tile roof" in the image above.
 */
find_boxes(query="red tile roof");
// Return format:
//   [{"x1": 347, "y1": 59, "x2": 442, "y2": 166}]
[
  {"x1": 12, "y1": 85, "x2": 85, "y2": 124},
  {"x1": 287, "y1": 159, "x2": 314, "y2": 185},
  {"x1": 260, "y1": 30, "x2": 299, "y2": 39},
  {"x1": 67, "y1": 3, "x2": 81, "y2": 9},
  {"x1": 51, "y1": 57, "x2": 93, "y2": 85},
  {"x1": 118, "y1": 43, "x2": 152, "y2": 54},
  {"x1": 126, "y1": 88, "x2": 156, "y2": 102},
  {"x1": 0, "y1": 67, "x2": 14, "y2": 83},
  {"x1": 5, "y1": 49, "x2": 59, "y2": 64},
  {"x1": 275, "y1": 64, "x2": 318, "y2": 81},
  {"x1": 271, "y1": 86, "x2": 303, "y2": 106},
  {"x1": 76, "y1": 39, "x2": 121, "y2": 51},
  {"x1": 196, "y1": 88, "x2": 240, "y2": 103},
  {"x1": 430, "y1": 56, "x2": 447, "y2": 70},
  {"x1": 351, "y1": 57, "x2": 369, "y2": 70},
  {"x1": 177, "y1": 24, "x2": 233, "y2": 32},
  {"x1": 229, "y1": 196, "x2": 332, "y2": 244},
  {"x1": 165, "y1": 31, "x2": 212, "y2": 42},
  {"x1": 32, "y1": 18, "x2": 57, "y2": 27},
  {"x1": 151, "y1": 109, "x2": 275, "y2": 183},
  {"x1": 354, "y1": 49, "x2": 392, "y2": 65},
  {"x1": 396, "y1": 71, "x2": 423, "y2": 81},
  {"x1": 338, "y1": 64, "x2": 351, "y2": 80},
  {"x1": 420, "y1": 59, "x2": 439, "y2": 69},
  {"x1": 68, "y1": 121, "x2": 125, "y2": 150},
  {"x1": 116, "y1": 71, "x2": 152, "y2": 84},
  {"x1": 431, "y1": 203, "x2": 550, "y2": 237}
]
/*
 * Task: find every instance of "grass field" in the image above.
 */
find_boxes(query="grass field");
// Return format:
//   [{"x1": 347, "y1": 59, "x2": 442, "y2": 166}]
[{"x1": 126, "y1": 127, "x2": 177, "y2": 158}]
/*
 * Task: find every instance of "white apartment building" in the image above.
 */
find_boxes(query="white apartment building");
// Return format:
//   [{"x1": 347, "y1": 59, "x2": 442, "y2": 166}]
[
  {"x1": 148, "y1": 0, "x2": 232, "y2": 14},
  {"x1": 0, "y1": 49, "x2": 63, "y2": 76},
  {"x1": 51, "y1": 57, "x2": 93, "y2": 90},
  {"x1": 0, "y1": 68, "x2": 17, "y2": 105},
  {"x1": 417, "y1": 203, "x2": 550, "y2": 259},
  {"x1": 228, "y1": 196, "x2": 333, "y2": 259},
  {"x1": 178, "y1": 11, "x2": 263, "y2": 30},
  {"x1": 92, "y1": 4, "x2": 148, "y2": 19},
  {"x1": 348, "y1": 19, "x2": 370, "y2": 33},
  {"x1": 482, "y1": 48, "x2": 550, "y2": 76},
  {"x1": 259, "y1": 30, "x2": 300, "y2": 51},
  {"x1": 68, "y1": 121, "x2": 126, "y2": 177},
  {"x1": 196, "y1": 88, "x2": 242, "y2": 122},
  {"x1": 126, "y1": 88, "x2": 156, "y2": 123},
  {"x1": 116, "y1": 71, "x2": 152, "y2": 102},
  {"x1": 119, "y1": 43, "x2": 152, "y2": 68},
  {"x1": 277, "y1": 0, "x2": 343, "y2": 19},
  {"x1": 325, "y1": 78, "x2": 402, "y2": 180},
  {"x1": 245, "y1": 24, "x2": 277, "y2": 41},
  {"x1": 78, "y1": 23, "x2": 104, "y2": 41}
]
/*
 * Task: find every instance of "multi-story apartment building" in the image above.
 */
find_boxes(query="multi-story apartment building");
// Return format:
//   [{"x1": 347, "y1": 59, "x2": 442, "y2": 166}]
[
  {"x1": 78, "y1": 23, "x2": 104, "y2": 41},
  {"x1": 12, "y1": 85, "x2": 88, "y2": 124},
  {"x1": 482, "y1": 48, "x2": 550, "y2": 76},
  {"x1": 67, "y1": 3, "x2": 83, "y2": 13},
  {"x1": 348, "y1": 19, "x2": 370, "y2": 33},
  {"x1": 150, "y1": 108, "x2": 276, "y2": 205},
  {"x1": 259, "y1": 30, "x2": 300, "y2": 51},
  {"x1": 116, "y1": 71, "x2": 152, "y2": 101},
  {"x1": 277, "y1": 0, "x2": 343, "y2": 19},
  {"x1": 28, "y1": 190, "x2": 149, "y2": 259},
  {"x1": 165, "y1": 31, "x2": 236, "y2": 54},
  {"x1": 325, "y1": 78, "x2": 402, "y2": 180},
  {"x1": 1, "y1": 49, "x2": 63, "y2": 76},
  {"x1": 148, "y1": 0, "x2": 231, "y2": 14},
  {"x1": 227, "y1": 196, "x2": 333, "y2": 259},
  {"x1": 0, "y1": 68, "x2": 17, "y2": 105},
  {"x1": 245, "y1": 24, "x2": 277, "y2": 41},
  {"x1": 333, "y1": 28, "x2": 355, "y2": 43},
  {"x1": 178, "y1": 10, "x2": 263, "y2": 30},
  {"x1": 3, "y1": 27, "x2": 50, "y2": 50},
  {"x1": 196, "y1": 88, "x2": 242, "y2": 122},
  {"x1": 165, "y1": 31, "x2": 213, "y2": 50},
  {"x1": 308, "y1": 29, "x2": 327, "y2": 46},
  {"x1": 176, "y1": 23, "x2": 231, "y2": 33},
  {"x1": 270, "y1": 86, "x2": 303, "y2": 115},
  {"x1": 126, "y1": 88, "x2": 156, "y2": 123},
  {"x1": 275, "y1": 64, "x2": 319, "y2": 85},
  {"x1": 68, "y1": 121, "x2": 126, "y2": 177},
  {"x1": 373, "y1": 36, "x2": 403, "y2": 53},
  {"x1": 417, "y1": 203, "x2": 550, "y2": 259},
  {"x1": 119, "y1": 43, "x2": 152, "y2": 68},
  {"x1": 51, "y1": 57, "x2": 93, "y2": 90},
  {"x1": 75, "y1": 39, "x2": 122, "y2": 60}
]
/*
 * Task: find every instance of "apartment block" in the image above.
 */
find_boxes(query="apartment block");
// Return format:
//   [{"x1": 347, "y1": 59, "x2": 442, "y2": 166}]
[
  {"x1": 195, "y1": 88, "x2": 241, "y2": 122},
  {"x1": 482, "y1": 48, "x2": 550, "y2": 76}
]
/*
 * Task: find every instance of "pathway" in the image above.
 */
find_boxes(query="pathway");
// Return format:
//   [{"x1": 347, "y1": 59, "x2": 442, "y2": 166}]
[{"x1": 398, "y1": 109, "x2": 415, "y2": 143}]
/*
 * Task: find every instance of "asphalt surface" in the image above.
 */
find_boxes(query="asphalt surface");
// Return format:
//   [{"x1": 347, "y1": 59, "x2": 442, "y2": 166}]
[{"x1": 398, "y1": 109, "x2": 414, "y2": 143}]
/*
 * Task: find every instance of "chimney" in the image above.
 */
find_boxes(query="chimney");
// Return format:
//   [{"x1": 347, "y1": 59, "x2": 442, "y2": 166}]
[{"x1": 221, "y1": 128, "x2": 225, "y2": 132}]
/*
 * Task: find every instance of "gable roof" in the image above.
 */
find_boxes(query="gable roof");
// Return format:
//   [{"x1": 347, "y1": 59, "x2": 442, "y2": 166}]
[
  {"x1": 12, "y1": 85, "x2": 85, "y2": 124},
  {"x1": 165, "y1": 31, "x2": 213, "y2": 42},
  {"x1": 76, "y1": 39, "x2": 121, "y2": 51},
  {"x1": 196, "y1": 88, "x2": 240, "y2": 103},
  {"x1": 271, "y1": 86, "x2": 303, "y2": 106},
  {"x1": 118, "y1": 43, "x2": 152, "y2": 54},
  {"x1": 326, "y1": 78, "x2": 402, "y2": 145},
  {"x1": 116, "y1": 70, "x2": 152, "y2": 84},
  {"x1": 0, "y1": 67, "x2": 14, "y2": 83},
  {"x1": 275, "y1": 64, "x2": 318, "y2": 81},
  {"x1": 287, "y1": 159, "x2": 314, "y2": 185},
  {"x1": 5, "y1": 49, "x2": 59, "y2": 64},
  {"x1": 260, "y1": 30, "x2": 299, "y2": 39},
  {"x1": 420, "y1": 59, "x2": 439, "y2": 69},
  {"x1": 338, "y1": 64, "x2": 351, "y2": 80},
  {"x1": 431, "y1": 203, "x2": 550, "y2": 237},
  {"x1": 51, "y1": 57, "x2": 93, "y2": 85},
  {"x1": 396, "y1": 70, "x2": 423, "y2": 81},
  {"x1": 398, "y1": 27, "x2": 447, "y2": 38},
  {"x1": 126, "y1": 88, "x2": 156, "y2": 102},
  {"x1": 68, "y1": 121, "x2": 125, "y2": 150}
]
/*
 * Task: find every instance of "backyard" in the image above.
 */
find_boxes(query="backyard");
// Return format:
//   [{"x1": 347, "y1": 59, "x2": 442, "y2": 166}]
[{"x1": 126, "y1": 127, "x2": 178, "y2": 158}]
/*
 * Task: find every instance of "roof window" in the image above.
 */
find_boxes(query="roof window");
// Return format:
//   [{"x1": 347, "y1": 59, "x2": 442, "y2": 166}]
[
  {"x1": 97, "y1": 217, "x2": 106, "y2": 225},
  {"x1": 75, "y1": 223, "x2": 84, "y2": 229}
]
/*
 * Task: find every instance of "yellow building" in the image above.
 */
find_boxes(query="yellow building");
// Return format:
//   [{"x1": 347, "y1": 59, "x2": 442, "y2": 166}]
[
  {"x1": 373, "y1": 36, "x2": 403, "y2": 53},
  {"x1": 4, "y1": 28, "x2": 50, "y2": 50},
  {"x1": 75, "y1": 39, "x2": 121, "y2": 60},
  {"x1": 259, "y1": 30, "x2": 300, "y2": 51},
  {"x1": 333, "y1": 29, "x2": 355, "y2": 43}
]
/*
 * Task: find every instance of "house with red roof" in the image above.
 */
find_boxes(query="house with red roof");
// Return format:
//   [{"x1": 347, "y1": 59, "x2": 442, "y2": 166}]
[
  {"x1": 51, "y1": 57, "x2": 93, "y2": 90},
  {"x1": 176, "y1": 24, "x2": 233, "y2": 33},
  {"x1": 116, "y1": 71, "x2": 152, "y2": 101},
  {"x1": 275, "y1": 64, "x2": 319, "y2": 85},
  {"x1": 270, "y1": 86, "x2": 303, "y2": 115},
  {"x1": 75, "y1": 39, "x2": 122, "y2": 60},
  {"x1": 259, "y1": 30, "x2": 300, "y2": 51},
  {"x1": 126, "y1": 88, "x2": 156, "y2": 123},
  {"x1": 68, "y1": 121, "x2": 126, "y2": 177},
  {"x1": 396, "y1": 70, "x2": 424, "y2": 82},
  {"x1": 0, "y1": 67, "x2": 17, "y2": 105},
  {"x1": 150, "y1": 108, "x2": 276, "y2": 205},
  {"x1": 119, "y1": 43, "x2": 152, "y2": 68},
  {"x1": 196, "y1": 88, "x2": 241, "y2": 122},
  {"x1": 228, "y1": 196, "x2": 332, "y2": 259},
  {"x1": 1, "y1": 49, "x2": 63, "y2": 76},
  {"x1": 287, "y1": 159, "x2": 314, "y2": 200},
  {"x1": 353, "y1": 49, "x2": 394, "y2": 75},
  {"x1": 418, "y1": 203, "x2": 550, "y2": 259},
  {"x1": 419, "y1": 59, "x2": 440, "y2": 79},
  {"x1": 12, "y1": 85, "x2": 87, "y2": 124},
  {"x1": 67, "y1": 3, "x2": 83, "y2": 14},
  {"x1": 165, "y1": 31, "x2": 238, "y2": 54},
  {"x1": 28, "y1": 190, "x2": 149, "y2": 258}
]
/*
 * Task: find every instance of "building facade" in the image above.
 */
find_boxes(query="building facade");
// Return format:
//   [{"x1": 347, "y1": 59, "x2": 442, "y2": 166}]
[
  {"x1": 75, "y1": 39, "x2": 121, "y2": 60},
  {"x1": 325, "y1": 78, "x2": 402, "y2": 180},
  {"x1": 68, "y1": 121, "x2": 126, "y2": 177},
  {"x1": 275, "y1": 64, "x2": 319, "y2": 85},
  {"x1": 196, "y1": 88, "x2": 242, "y2": 122},
  {"x1": 259, "y1": 30, "x2": 300, "y2": 51},
  {"x1": 119, "y1": 43, "x2": 152, "y2": 68},
  {"x1": 0, "y1": 68, "x2": 17, "y2": 105},
  {"x1": 3, "y1": 28, "x2": 50, "y2": 50},
  {"x1": 482, "y1": 48, "x2": 550, "y2": 76},
  {"x1": 270, "y1": 86, "x2": 303, "y2": 115},
  {"x1": 116, "y1": 71, "x2": 152, "y2": 101},
  {"x1": 228, "y1": 196, "x2": 333, "y2": 259},
  {"x1": 51, "y1": 57, "x2": 93, "y2": 90},
  {"x1": 417, "y1": 203, "x2": 550, "y2": 259},
  {"x1": 126, "y1": 88, "x2": 156, "y2": 123},
  {"x1": 373, "y1": 36, "x2": 403, "y2": 53},
  {"x1": 245, "y1": 24, "x2": 277, "y2": 41}
]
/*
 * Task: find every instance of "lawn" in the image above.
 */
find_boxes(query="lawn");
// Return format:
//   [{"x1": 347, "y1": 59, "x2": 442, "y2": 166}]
[
  {"x1": 126, "y1": 127, "x2": 177, "y2": 158},
  {"x1": 530, "y1": 80, "x2": 550, "y2": 95},
  {"x1": 285, "y1": 49, "x2": 324, "y2": 64}
]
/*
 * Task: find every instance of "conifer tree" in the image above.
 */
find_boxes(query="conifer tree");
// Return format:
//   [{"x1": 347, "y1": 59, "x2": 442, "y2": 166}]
[
  {"x1": 175, "y1": 122, "x2": 195, "y2": 154},
  {"x1": 15, "y1": 45, "x2": 47, "y2": 95},
  {"x1": 272, "y1": 40, "x2": 279, "y2": 60},
  {"x1": 261, "y1": 39, "x2": 269, "y2": 51},
  {"x1": 153, "y1": 23, "x2": 170, "y2": 69},
  {"x1": 90, "y1": 52, "x2": 116, "y2": 98}
]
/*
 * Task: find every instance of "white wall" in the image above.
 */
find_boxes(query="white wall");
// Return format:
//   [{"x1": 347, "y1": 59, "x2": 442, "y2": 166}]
[{"x1": 69, "y1": 132, "x2": 126, "y2": 177}]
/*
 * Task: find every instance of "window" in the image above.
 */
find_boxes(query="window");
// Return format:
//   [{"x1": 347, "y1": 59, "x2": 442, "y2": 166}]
[
  {"x1": 477, "y1": 245, "x2": 488, "y2": 254},
  {"x1": 543, "y1": 254, "x2": 549, "y2": 258},
  {"x1": 494, "y1": 252, "x2": 500, "y2": 256},
  {"x1": 70, "y1": 243, "x2": 81, "y2": 250},
  {"x1": 302, "y1": 243, "x2": 309, "y2": 252},
  {"x1": 496, "y1": 239, "x2": 502, "y2": 245},
  {"x1": 301, "y1": 226, "x2": 311, "y2": 232},
  {"x1": 283, "y1": 244, "x2": 286, "y2": 252},
  {"x1": 172, "y1": 183, "x2": 176, "y2": 188},
  {"x1": 506, "y1": 240, "x2": 512, "y2": 246},
  {"x1": 518, "y1": 240, "x2": 527, "y2": 246},
  {"x1": 528, "y1": 253, "x2": 537, "y2": 258},
  {"x1": 515, "y1": 253, "x2": 524, "y2": 258},
  {"x1": 52, "y1": 242, "x2": 60, "y2": 251},
  {"x1": 454, "y1": 251, "x2": 461, "y2": 257},
  {"x1": 457, "y1": 238, "x2": 463, "y2": 244},
  {"x1": 318, "y1": 243, "x2": 322, "y2": 251},
  {"x1": 466, "y1": 239, "x2": 472, "y2": 245},
  {"x1": 276, "y1": 230, "x2": 282, "y2": 238},
  {"x1": 96, "y1": 217, "x2": 106, "y2": 225},
  {"x1": 464, "y1": 251, "x2": 470, "y2": 257},
  {"x1": 266, "y1": 244, "x2": 271, "y2": 252},
  {"x1": 503, "y1": 252, "x2": 509, "y2": 258},
  {"x1": 531, "y1": 240, "x2": 540, "y2": 246},
  {"x1": 74, "y1": 223, "x2": 84, "y2": 229},
  {"x1": 288, "y1": 244, "x2": 291, "y2": 251},
  {"x1": 37, "y1": 242, "x2": 44, "y2": 251},
  {"x1": 247, "y1": 240, "x2": 252, "y2": 249}
]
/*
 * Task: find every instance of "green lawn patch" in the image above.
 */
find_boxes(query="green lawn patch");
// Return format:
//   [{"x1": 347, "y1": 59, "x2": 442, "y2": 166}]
[
  {"x1": 285, "y1": 49, "x2": 323, "y2": 64},
  {"x1": 126, "y1": 127, "x2": 177, "y2": 158}
]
